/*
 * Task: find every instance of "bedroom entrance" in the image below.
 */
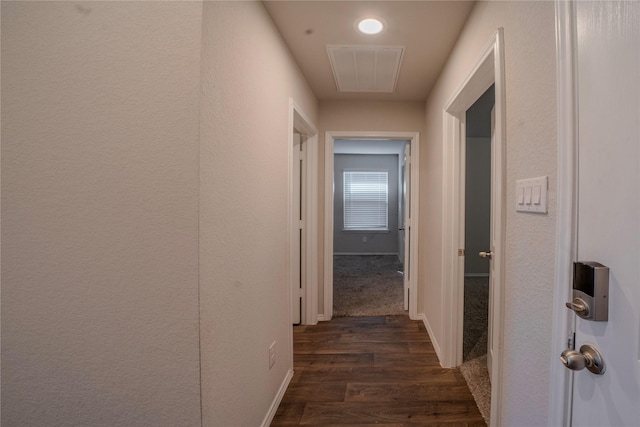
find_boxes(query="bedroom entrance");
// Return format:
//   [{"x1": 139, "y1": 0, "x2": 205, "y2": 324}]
[
  {"x1": 459, "y1": 85, "x2": 495, "y2": 423},
  {"x1": 323, "y1": 132, "x2": 420, "y2": 321},
  {"x1": 332, "y1": 139, "x2": 408, "y2": 317}
]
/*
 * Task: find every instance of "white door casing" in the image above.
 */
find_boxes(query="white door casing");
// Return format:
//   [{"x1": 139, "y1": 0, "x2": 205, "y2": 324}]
[
  {"x1": 323, "y1": 131, "x2": 420, "y2": 321},
  {"x1": 402, "y1": 143, "x2": 411, "y2": 311},
  {"x1": 552, "y1": 1, "x2": 640, "y2": 425},
  {"x1": 289, "y1": 99, "x2": 318, "y2": 326},
  {"x1": 442, "y1": 29, "x2": 505, "y2": 427},
  {"x1": 486, "y1": 106, "x2": 496, "y2": 379},
  {"x1": 291, "y1": 132, "x2": 304, "y2": 325}
]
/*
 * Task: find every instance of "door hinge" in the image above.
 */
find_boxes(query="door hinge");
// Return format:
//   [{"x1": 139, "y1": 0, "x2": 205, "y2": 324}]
[
  {"x1": 298, "y1": 288, "x2": 305, "y2": 298},
  {"x1": 458, "y1": 249, "x2": 465, "y2": 256},
  {"x1": 298, "y1": 151, "x2": 305, "y2": 161},
  {"x1": 298, "y1": 220, "x2": 304, "y2": 230}
]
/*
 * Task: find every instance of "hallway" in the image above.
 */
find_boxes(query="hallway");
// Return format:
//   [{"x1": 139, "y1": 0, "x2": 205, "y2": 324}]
[{"x1": 272, "y1": 316, "x2": 484, "y2": 425}]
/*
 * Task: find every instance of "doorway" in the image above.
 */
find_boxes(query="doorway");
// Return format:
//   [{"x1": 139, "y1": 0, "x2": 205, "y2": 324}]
[
  {"x1": 289, "y1": 100, "x2": 318, "y2": 326},
  {"x1": 331, "y1": 139, "x2": 408, "y2": 317},
  {"x1": 460, "y1": 85, "x2": 495, "y2": 424},
  {"x1": 442, "y1": 29, "x2": 505, "y2": 427},
  {"x1": 324, "y1": 131, "x2": 420, "y2": 321}
]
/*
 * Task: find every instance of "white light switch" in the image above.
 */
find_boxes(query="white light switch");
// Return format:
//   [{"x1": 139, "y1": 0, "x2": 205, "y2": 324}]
[
  {"x1": 524, "y1": 186, "x2": 532, "y2": 205},
  {"x1": 516, "y1": 176, "x2": 548, "y2": 213},
  {"x1": 532, "y1": 186, "x2": 541, "y2": 205}
]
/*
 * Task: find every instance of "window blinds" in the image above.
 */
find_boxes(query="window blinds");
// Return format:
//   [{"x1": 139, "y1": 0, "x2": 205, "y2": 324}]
[{"x1": 343, "y1": 170, "x2": 389, "y2": 230}]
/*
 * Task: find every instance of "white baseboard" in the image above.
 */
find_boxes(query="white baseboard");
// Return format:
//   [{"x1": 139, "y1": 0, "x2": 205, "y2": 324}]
[
  {"x1": 260, "y1": 369, "x2": 294, "y2": 427},
  {"x1": 317, "y1": 314, "x2": 331, "y2": 322},
  {"x1": 464, "y1": 273, "x2": 490, "y2": 277},
  {"x1": 418, "y1": 313, "x2": 443, "y2": 366}
]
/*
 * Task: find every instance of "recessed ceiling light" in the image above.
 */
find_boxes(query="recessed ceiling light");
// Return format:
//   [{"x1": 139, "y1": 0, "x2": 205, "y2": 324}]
[{"x1": 357, "y1": 18, "x2": 384, "y2": 35}]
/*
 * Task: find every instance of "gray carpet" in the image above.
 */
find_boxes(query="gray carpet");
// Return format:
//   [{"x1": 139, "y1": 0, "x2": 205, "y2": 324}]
[
  {"x1": 463, "y1": 276, "x2": 489, "y2": 360},
  {"x1": 333, "y1": 255, "x2": 405, "y2": 317},
  {"x1": 461, "y1": 276, "x2": 491, "y2": 425},
  {"x1": 460, "y1": 354, "x2": 491, "y2": 425}
]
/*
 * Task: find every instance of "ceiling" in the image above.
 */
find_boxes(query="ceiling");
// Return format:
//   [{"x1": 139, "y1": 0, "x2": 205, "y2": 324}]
[{"x1": 263, "y1": 1, "x2": 476, "y2": 102}]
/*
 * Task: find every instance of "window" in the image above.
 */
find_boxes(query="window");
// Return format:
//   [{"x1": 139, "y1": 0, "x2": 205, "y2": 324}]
[{"x1": 343, "y1": 170, "x2": 388, "y2": 230}]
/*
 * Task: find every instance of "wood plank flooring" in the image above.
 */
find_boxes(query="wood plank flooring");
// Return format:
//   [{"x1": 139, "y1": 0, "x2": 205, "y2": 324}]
[{"x1": 271, "y1": 316, "x2": 485, "y2": 426}]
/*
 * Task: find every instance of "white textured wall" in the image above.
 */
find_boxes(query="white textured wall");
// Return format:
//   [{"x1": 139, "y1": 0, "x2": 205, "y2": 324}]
[
  {"x1": 2, "y1": 2, "x2": 203, "y2": 425},
  {"x1": 198, "y1": 2, "x2": 317, "y2": 425},
  {"x1": 317, "y1": 100, "x2": 426, "y2": 314},
  {"x1": 421, "y1": 1, "x2": 557, "y2": 424}
]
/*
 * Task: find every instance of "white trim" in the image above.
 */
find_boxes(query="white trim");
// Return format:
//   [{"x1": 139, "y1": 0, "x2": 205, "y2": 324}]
[
  {"x1": 418, "y1": 313, "x2": 443, "y2": 363},
  {"x1": 289, "y1": 99, "x2": 319, "y2": 326},
  {"x1": 260, "y1": 369, "x2": 294, "y2": 427},
  {"x1": 324, "y1": 131, "x2": 420, "y2": 321},
  {"x1": 441, "y1": 29, "x2": 506, "y2": 427},
  {"x1": 316, "y1": 314, "x2": 331, "y2": 322},
  {"x1": 548, "y1": 1, "x2": 577, "y2": 425}
]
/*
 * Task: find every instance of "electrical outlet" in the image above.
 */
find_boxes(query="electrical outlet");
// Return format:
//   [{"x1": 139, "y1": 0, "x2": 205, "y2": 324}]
[
  {"x1": 269, "y1": 341, "x2": 276, "y2": 369},
  {"x1": 362, "y1": 236, "x2": 367, "y2": 243}
]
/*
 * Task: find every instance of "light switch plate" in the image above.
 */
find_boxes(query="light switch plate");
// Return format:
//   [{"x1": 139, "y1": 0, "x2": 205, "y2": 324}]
[{"x1": 516, "y1": 176, "x2": 548, "y2": 213}]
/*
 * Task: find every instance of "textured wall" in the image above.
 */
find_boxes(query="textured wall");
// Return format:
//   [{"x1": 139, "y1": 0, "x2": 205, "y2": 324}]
[
  {"x1": 198, "y1": 2, "x2": 318, "y2": 425},
  {"x1": 421, "y1": 1, "x2": 557, "y2": 424},
  {"x1": 318, "y1": 100, "x2": 426, "y2": 314},
  {"x1": 2, "y1": 2, "x2": 203, "y2": 425}
]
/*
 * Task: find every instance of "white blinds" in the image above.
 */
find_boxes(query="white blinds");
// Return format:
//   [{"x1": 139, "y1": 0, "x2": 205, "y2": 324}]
[{"x1": 343, "y1": 170, "x2": 389, "y2": 230}]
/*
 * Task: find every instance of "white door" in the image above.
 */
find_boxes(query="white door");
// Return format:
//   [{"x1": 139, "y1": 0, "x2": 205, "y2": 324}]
[
  {"x1": 402, "y1": 143, "x2": 411, "y2": 311},
  {"x1": 486, "y1": 106, "x2": 496, "y2": 379},
  {"x1": 291, "y1": 132, "x2": 305, "y2": 324},
  {"x1": 570, "y1": 1, "x2": 640, "y2": 424}
]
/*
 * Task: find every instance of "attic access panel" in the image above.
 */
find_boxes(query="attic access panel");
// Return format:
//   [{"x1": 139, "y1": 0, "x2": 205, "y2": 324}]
[{"x1": 327, "y1": 45, "x2": 404, "y2": 93}]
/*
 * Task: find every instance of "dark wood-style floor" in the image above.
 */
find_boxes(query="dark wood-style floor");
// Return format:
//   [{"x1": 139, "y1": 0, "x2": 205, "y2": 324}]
[{"x1": 271, "y1": 315, "x2": 485, "y2": 426}]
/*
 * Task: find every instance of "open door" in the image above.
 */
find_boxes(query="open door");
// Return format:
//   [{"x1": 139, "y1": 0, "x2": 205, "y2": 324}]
[
  {"x1": 291, "y1": 132, "x2": 305, "y2": 325},
  {"x1": 486, "y1": 106, "x2": 496, "y2": 379},
  {"x1": 401, "y1": 142, "x2": 411, "y2": 311},
  {"x1": 561, "y1": 1, "x2": 640, "y2": 424}
]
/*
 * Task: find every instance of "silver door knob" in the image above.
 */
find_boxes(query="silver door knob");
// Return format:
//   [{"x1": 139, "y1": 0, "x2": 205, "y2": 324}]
[
  {"x1": 560, "y1": 344, "x2": 606, "y2": 375},
  {"x1": 479, "y1": 251, "x2": 493, "y2": 259}
]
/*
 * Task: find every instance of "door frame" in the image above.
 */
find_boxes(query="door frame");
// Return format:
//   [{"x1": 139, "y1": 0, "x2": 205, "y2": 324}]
[
  {"x1": 441, "y1": 29, "x2": 506, "y2": 426},
  {"x1": 548, "y1": 0, "x2": 579, "y2": 425},
  {"x1": 289, "y1": 99, "x2": 319, "y2": 325},
  {"x1": 323, "y1": 131, "x2": 420, "y2": 321}
]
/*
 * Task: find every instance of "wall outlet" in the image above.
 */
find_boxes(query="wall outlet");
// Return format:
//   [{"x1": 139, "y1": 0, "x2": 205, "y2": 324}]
[
  {"x1": 362, "y1": 236, "x2": 367, "y2": 243},
  {"x1": 268, "y1": 341, "x2": 276, "y2": 369}
]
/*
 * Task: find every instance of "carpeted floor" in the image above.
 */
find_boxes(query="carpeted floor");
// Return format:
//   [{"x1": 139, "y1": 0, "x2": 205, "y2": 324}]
[
  {"x1": 463, "y1": 276, "x2": 489, "y2": 360},
  {"x1": 333, "y1": 255, "x2": 405, "y2": 317},
  {"x1": 461, "y1": 276, "x2": 491, "y2": 425}
]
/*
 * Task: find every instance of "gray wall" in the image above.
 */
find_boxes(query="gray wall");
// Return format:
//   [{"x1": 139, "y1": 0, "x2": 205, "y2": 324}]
[
  {"x1": 464, "y1": 137, "x2": 491, "y2": 275},
  {"x1": 464, "y1": 85, "x2": 493, "y2": 275},
  {"x1": 334, "y1": 154, "x2": 399, "y2": 254}
]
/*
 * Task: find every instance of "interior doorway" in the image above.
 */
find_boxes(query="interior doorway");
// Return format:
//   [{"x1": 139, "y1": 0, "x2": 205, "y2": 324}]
[
  {"x1": 289, "y1": 100, "x2": 318, "y2": 326},
  {"x1": 462, "y1": 86, "x2": 494, "y2": 361},
  {"x1": 459, "y1": 85, "x2": 495, "y2": 424},
  {"x1": 323, "y1": 131, "x2": 420, "y2": 321},
  {"x1": 441, "y1": 29, "x2": 505, "y2": 427},
  {"x1": 331, "y1": 139, "x2": 408, "y2": 317}
]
